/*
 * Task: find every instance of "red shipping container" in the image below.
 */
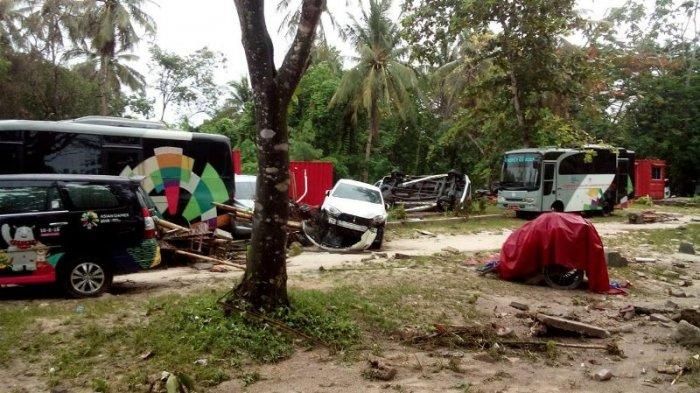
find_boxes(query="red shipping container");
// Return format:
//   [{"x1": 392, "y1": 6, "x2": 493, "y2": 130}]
[
  {"x1": 231, "y1": 149, "x2": 242, "y2": 175},
  {"x1": 635, "y1": 159, "x2": 666, "y2": 199},
  {"x1": 289, "y1": 161, "x2": 334, "y2": 207}
]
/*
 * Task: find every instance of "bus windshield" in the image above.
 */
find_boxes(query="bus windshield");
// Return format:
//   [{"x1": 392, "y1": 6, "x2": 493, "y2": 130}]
[{"x1": 501, "y1": 153, "x2": 541, "y2": 191}]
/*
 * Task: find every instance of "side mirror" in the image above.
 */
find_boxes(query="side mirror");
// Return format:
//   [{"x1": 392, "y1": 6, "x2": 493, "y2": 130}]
[{"x1": 325, "y1": 190, "x2": 330, "y2": 197}]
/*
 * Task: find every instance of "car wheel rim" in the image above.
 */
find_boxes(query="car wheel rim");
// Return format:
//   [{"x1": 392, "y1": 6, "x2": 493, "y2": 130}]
[{"x1": 70, "y1": 262, "x2": 105, "y2": 295}]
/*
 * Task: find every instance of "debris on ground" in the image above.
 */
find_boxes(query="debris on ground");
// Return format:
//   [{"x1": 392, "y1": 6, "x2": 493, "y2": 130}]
[
  {"x1": 594, "y1": 368, "x2": 613, "y2": 381},
  {"x1": 534, "y1": 314, "x2": 611, "y2": 338},
  {"x1": 362, "y1": 357, "x2": 397, "y2": 381},
  {"x1": 634, "y1": 257, "x2": 657, "y2": 263},
  {"x1": 627, "y1": 210, "x2": 679, "y2": 224},
  {"x1": 509, "y1": 301, "x2": 530, "y2": 311},
  {"x1": 155, "y1": 217, "x2": 247, "y2": 271},
  {"x1": 605, "y1": 251, "x2": 629, "y2": 267},
  {"x1": 673, "y1": 320, "x2": 700, "y2": 346},
  {"x1": 656, "y1": 365, "x2": 683, "y2": 374},
  {"x1": 679, "y1": 241, "x2": 695, "y2": 255}
]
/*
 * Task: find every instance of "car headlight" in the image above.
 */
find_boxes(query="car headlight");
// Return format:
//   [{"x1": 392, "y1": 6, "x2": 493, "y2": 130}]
[
  {"x1": 525, "y1": 197, "x2": 535, "y2": 203},
  {"x1": 372, "y1": 215, "x2": 385, "y2": 224},
  {"x1": 497, "y1": 196, "x2": 505, "y2": 203},
  {"x1": 327, "y1": 207, "x2": 341, "y2": 217}
]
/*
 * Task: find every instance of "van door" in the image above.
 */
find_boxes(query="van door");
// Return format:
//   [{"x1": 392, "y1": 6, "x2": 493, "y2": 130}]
[
  {"x1": 0, "y1": 182, "x2": 69, "y2": 282},
  {"x1": 540, "y1": 161, "x2": 557, "y2": 211},
  {"x1": 59, "y1": 182, "x2": 141, "y2": 254}
]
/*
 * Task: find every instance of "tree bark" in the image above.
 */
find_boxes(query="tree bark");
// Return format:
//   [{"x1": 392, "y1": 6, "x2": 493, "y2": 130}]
[
  {"x1": 99, "y1": 55, "x2": 109, "y2": 116},
  {"x1": 362, "y1": 97, "x2": 379, "y2": 182},
  {"x1": 231, "y1": 0, "x2": 323, "y2": 310}
]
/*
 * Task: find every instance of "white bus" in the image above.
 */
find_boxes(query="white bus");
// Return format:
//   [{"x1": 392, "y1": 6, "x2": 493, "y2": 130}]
[{"x1": 497, "y1": 146, "x2": 635, "y2": 217}]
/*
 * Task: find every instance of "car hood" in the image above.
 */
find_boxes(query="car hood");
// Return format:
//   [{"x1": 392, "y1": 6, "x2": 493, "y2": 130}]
[
  {"x1": 234, "y1": 198, "x2": 255, "y2": 211},
  {"x1": 322, "y1": 196, "x2": 387, "y2": 219}
]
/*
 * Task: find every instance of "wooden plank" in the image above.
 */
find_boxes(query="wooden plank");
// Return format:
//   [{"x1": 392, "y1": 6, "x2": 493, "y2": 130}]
[
  {"x1": 175, "y1": 250, "x2": 245, "y2": 270},
  {"x1": 536, "y1": 314, "x2": 610, "y2": 338}
]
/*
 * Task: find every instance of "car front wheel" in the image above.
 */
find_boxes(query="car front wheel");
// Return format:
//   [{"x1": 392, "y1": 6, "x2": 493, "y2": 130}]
[
  {"x1": 60, "y1": 258, "x2": 113, "y2": 298},
  {"x1": 369, "y1": 226, "x2": 385, "y2": 250}
]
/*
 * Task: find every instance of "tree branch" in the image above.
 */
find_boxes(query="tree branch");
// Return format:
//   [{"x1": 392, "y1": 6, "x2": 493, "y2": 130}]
[{"x1": 275, "y1": 0, "x2": 324, "y2": 106}]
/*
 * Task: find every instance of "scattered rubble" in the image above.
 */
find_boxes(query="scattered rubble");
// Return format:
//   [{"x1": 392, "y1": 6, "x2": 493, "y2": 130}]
[
  {"x1": 509, "y1": 301, "x2": 530, "y2": 311},
  {"x1": 650, "y1": 313, "x2": 672, "y2": 323},
  {"x1": 673, "y1": 320, "x2": 700, "y2": 345},
  {"x1": 593, "y1": 369, "x2": 613, "y2": 381},
  {"x1": 656, "y1": 365, "x2": 683, "y2": 375},
  {"x1": 634, "y1": 257, "x2": 657, "y2": 263},
  {"x1": 605, "y1": 251, "x2": 629, "y2": 267},
  {"x1": 679, "y1": 241, "x2": 695, "y2": 255},
  {"x1": 362, "y1": 358, "x2": 397, "y2": 381},
  {"x1": 628, "y1": 210, "x2": 679, "y2": 224},
  {"x1": 535, "y1": 314, "x2": 610, "y2": 338}
]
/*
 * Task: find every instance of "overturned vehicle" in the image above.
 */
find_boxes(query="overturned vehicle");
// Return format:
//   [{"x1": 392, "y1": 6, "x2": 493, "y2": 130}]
[
  {"x1": 301, "y1": 179, "x2": 387, "y2": 252},
  {"x1": 376, "y1": 170, "x2": 471, "y2": 212}
]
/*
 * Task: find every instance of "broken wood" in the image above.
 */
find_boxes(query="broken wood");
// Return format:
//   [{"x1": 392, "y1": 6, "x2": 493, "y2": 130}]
[
  {"x1": 213, "y1": 202, "x2": 302, "y2": 230},
  {"x1": 175, "y1": 250, "x2": 245, "y2": 269},
  {"x1": 154, "y1": 217, "x2": 189, "y2": 232},
  {"x1": 500, "y1": 340, "x2": 610, "y2": 351},
  {"x1": 535, "y1": 314, "x2": 610, "y2": 338}
]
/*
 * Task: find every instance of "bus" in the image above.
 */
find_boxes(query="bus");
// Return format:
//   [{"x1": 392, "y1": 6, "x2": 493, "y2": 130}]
[
  {"x1": 0, "y1": 118, "x2": 234, "y2": 228},
  {"x1": 497, "y1": 146, "x2": 634, "y2": 217}
]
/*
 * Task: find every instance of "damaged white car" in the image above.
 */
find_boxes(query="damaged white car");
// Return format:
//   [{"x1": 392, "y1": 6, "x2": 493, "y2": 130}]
[{"x1": 302, "y1": 179, "x2": 387, "y2": 251}]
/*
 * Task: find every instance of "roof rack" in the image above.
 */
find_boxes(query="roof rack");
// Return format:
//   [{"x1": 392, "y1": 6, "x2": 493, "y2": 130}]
[{"x1": 69, "y1": 116, "x2": 168, "y2": 130}]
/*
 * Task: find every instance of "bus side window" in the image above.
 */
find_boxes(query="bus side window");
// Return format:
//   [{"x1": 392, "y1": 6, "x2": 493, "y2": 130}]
[
  {"x1": 0, "y1": 143, "x2": 22, "y2": 174},
  {"x1": 25, "y1": 131, "x2": 102, "y2": 174},
  {"x1": 104, "y1": 149, "x2": 143, "y2": 174}
]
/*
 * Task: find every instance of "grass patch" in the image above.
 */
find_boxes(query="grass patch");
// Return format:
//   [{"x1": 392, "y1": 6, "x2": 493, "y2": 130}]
[
  {"x1": 605, "y1": 223, "x2": 700, "y2": 254},
  {"x1": 2, "y1": 288, "x2": 362, "y2": 392}
]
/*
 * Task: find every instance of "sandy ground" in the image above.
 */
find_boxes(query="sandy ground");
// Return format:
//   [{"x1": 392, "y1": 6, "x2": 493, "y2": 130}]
[
  {"x1": 115, "y1": 215, "x2": 697, "y2": 290},
  {"x1": 3, "y1": 214, "x2": 698, "y2": 392}
]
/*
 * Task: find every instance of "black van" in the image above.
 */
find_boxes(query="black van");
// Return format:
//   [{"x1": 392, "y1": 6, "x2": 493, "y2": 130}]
[{"x1": 0, "y1": 174, "x2": 161, "y2": 297}]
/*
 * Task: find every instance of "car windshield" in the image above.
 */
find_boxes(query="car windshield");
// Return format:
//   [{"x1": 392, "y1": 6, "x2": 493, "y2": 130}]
[
  {"x1": 332, "y1": 183, "x2": 382, "y2": 204},
  {"x1": 235, "y1": 180, "x2": 256, "y2": 200},
  {"x1": 501, "y1": 153, "x2": 541, "y2": 191}
]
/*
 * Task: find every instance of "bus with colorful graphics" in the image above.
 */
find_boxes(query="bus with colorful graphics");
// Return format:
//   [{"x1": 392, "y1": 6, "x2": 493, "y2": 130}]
[
  {"x1": 497, "y1": 146, "x2": 634, "y2": 217},
  {"x1": 0, "y1": 118, "x2": 234, "y2": 228}
]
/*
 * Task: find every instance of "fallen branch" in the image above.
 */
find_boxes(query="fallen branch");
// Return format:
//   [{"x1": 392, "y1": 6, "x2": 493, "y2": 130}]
[
  {"x1": 175, "y1": 250, "x2": 245, "y2": 269},
  {"x1": 499, "y1": 340, "x2": 609, "y2": 350}
]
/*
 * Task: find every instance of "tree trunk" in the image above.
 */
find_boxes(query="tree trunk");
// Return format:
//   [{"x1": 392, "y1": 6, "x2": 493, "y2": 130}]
[
  {"x1": 99, "y1": 55, "x2": 109, "y2": 116},
  {"x1": 362, "y1": 98, "x2": 379, "y2": 182},
  {"x1": 230, "y1": 0, "x2": 323, "y2": 310},
  {"x1": 508, "y1": 70, "x2": 529, "y2": 147}
]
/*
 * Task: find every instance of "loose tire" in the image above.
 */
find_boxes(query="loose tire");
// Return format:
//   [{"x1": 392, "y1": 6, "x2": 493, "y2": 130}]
[{"x1": 60, "y1": 257, "x2": 113, "y2": 298}]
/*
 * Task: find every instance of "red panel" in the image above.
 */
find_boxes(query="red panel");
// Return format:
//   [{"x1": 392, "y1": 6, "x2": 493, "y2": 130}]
[
  {"x1": 0, "y1": 264, "x2": 56, "y2": 286},
  {"x1": 635, "y1": 159, "x2": 666, "y2": 199},
  {"x1": 289, "y1": 161, "x2": 334, "y2": 207},
  {"x1": 231, "y1": 149, "x2": 242, "y2": 175}
]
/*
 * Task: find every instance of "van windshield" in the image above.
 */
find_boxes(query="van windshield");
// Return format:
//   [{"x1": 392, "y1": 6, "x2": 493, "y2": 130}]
[
  {"x1": 332, "y1": 183, "x2": 382, "y2": 204},
  {"x1": 501, "y1": 153, "x2": 541, "y2": 191}
]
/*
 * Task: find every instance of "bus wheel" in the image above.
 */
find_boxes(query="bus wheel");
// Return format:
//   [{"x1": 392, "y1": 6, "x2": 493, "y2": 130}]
[{"x1": 551, "y1": 201, "x2": 564, "y2": 212}]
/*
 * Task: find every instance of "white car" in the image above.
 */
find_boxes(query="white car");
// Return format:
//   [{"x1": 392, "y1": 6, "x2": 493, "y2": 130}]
[{"x1": 321, "y1": 179, "x2": 388, "y2": 249}]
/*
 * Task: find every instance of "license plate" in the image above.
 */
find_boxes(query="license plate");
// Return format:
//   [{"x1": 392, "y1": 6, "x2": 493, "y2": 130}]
[{"x1": 508, "y1": 204, "x2": 520, "y2": 210}]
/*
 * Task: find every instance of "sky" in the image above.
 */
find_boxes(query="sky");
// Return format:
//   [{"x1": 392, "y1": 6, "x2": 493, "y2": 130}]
[{"x1": 133, "y1": 0, "x2": 628, "y2": 123}]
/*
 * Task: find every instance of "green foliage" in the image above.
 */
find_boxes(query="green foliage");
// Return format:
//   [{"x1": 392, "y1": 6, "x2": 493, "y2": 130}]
[
  {"x1": 150, "y1": 46, "x2": 226, "y2": 120},
  {"x1": 387, "y1": 205, "x2": 407, "y2": 221}
]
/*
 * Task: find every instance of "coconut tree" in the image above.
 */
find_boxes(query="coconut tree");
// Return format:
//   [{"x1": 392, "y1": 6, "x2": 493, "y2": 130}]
[
  {"x1": 75, "y1": 0, "x2": 155, "y2": 115},
  {"x1": 330, "y1": 0, "x2": 417, "y2": 181},
  {"x1": 0, "y1": 0, "x2": 28, "y2": 48}
]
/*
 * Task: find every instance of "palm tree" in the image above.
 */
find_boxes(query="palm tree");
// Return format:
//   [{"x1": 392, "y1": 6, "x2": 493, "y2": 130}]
[
  {"x1": 226, "y1": 76, "x2": 253, "y2": 114},
  {"x1": 330, "y1": 0, "x2": 417, "y2": 181},
  {"x1": 75, "y1": 0, "x2": 155, "y2": 115},
  {"x1": 0, "y1": 0, "x2": 28, "y2": 48}
]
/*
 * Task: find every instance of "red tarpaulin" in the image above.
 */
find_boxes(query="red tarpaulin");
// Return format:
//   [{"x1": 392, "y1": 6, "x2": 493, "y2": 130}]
[{"x1": 497, "y1": 212, "x2": 611, "y2": 292}]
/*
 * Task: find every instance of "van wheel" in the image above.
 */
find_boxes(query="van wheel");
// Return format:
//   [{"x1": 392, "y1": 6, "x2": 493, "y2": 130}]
[
  {"x1": 368, "y1": 226, "x2": 384, "y2": 250},
  {"x1": 60, "y1": 258, "x2": 113, "y2": 298}
]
